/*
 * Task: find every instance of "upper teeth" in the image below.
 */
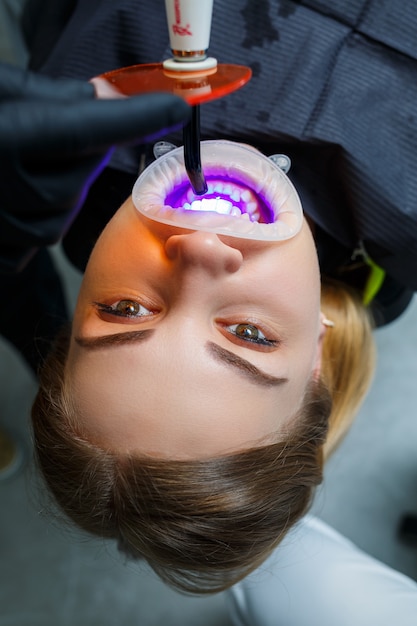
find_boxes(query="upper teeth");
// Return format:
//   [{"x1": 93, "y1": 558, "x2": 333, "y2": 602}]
[
  {"x1": 183, "y1": 181, "x2": 261, "y2": 222},
  {"x1": 183, "y1": 198, "x2": 234, "y2": 214}
]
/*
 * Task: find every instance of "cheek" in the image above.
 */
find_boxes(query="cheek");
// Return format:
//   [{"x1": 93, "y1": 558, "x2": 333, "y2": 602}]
[
  {"x1": 264, "y1": 256, "x2": 321, "y2": 381},
  {"x1": 285, "y1": 249, "x2": 321, "y2": 318},
  {"x1": 260, "y1": 259, "x2": 320, "y2": 327},
  {"x1": 74, "y1": 227, "x2": 167, "y2": 317},
  {"x1": 80, "y1": 200, "x2": 160, "y2": 278},
  {"x1": 259, "y1": 223, "x2": 320, "y2": 303}
]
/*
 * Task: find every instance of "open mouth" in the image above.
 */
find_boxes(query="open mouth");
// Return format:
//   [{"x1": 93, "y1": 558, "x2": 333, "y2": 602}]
[
  {"x1": 132, "y1": 140, "x2": 303, "y2": 241},
  {"x1": 165, "y1": 176, "x2": 275, "y2": 224}
]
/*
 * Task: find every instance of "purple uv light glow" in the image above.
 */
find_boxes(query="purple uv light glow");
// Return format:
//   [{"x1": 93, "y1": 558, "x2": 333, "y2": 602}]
[{"x1": 165, "y1": 176, "x2": 275, "y2": 223}]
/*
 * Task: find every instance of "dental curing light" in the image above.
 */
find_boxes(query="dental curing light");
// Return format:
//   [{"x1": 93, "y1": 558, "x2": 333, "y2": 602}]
[
  {"x1": 93, "y1": 0, "x2": 250, "y2": 107},
  {"x1": 93, "y1": 0, "x2": 251, "y2": 195}
]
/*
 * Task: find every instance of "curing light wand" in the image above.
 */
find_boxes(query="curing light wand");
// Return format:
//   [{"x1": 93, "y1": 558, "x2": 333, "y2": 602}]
[
  {"x1": 163, "y1": 0, "x2": 217, "y2": 196},
  {"x1": 183, "y1": 105, "x2": 207, "y2": 195},
  {"x1": 92, "y1": 0, "x2": 251, "y2": 198}
]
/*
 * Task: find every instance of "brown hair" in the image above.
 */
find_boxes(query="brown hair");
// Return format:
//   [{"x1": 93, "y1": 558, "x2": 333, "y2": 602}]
[{"x1": 31, "y1": 327, "x2": 331, "y2": 595}]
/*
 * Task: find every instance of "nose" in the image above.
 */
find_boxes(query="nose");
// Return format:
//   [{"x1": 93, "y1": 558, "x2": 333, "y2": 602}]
[{"x1": 164, "y1": 231, "x2": 243, "y2": 275}]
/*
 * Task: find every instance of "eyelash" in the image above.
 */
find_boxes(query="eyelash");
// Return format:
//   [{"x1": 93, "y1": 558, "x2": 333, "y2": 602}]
[
  {"x1": 94, "y1": 301, "x2": 278, "y2": 347},
  {"x1": 93, "y1": 300, "x2": 155, "y2": 319},
  {"x1": 224, "y1": 323, "x2": 278, "y2": 347}
]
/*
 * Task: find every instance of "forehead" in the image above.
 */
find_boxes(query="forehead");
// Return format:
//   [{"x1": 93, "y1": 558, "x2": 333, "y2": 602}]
[{"x1": 67, "y1": 333, "x2": 308, "y2": 460}]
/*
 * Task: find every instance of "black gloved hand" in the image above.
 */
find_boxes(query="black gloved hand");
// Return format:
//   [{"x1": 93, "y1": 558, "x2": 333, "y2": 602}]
[{"x1": 0, "y1": 62, "x2": 190, "y2": 273}]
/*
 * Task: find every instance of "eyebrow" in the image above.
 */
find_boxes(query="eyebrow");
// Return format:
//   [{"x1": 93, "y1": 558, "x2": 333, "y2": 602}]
[
  {"x1": 74, "y1": 329, "x2": 154, "y2": 349},
  {"x1": 74, "y1": 331, "x2": 287, "y2": 388},
  {"x1": 206, "y1": 341, "x2": 288, "y2": 388}
]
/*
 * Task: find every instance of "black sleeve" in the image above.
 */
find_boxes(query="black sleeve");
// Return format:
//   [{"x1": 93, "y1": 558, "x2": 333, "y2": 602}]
[{"x1": 21, "y1": 0, "x2": 76, "y2": 69}]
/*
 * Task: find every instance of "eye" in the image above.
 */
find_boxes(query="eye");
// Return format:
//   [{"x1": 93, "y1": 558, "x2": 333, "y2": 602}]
[
  {"x1": 94, "y1": 300, "x2": 155, "y2": 319},
  {"x1": 225, "y1": 323, "x2": 278, "y2": 347}
]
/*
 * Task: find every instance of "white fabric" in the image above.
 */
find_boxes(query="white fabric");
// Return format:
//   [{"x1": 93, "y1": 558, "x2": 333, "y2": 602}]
[{"x1": 227, "y1": 515, "x2": 417, "y2": 626}]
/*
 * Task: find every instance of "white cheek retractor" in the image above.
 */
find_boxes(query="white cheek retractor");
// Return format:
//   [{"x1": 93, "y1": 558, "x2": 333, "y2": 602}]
[{"x1": 132, "y1": 141, "x2": 303, "y2": 242}]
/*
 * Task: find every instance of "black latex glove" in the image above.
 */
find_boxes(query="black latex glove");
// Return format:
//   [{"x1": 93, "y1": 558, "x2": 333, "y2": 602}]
[{"x1": 0, "y1": 62, "x2": 190, "y2": 273}]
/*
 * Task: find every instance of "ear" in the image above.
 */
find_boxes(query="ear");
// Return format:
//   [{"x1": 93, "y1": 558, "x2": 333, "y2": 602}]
[{"x1": 312, "y1": 313, "x2": 332, "y2": 380}]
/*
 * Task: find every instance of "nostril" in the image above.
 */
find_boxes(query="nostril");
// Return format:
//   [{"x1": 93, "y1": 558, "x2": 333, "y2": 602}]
[
  {"x1": 164, "y1": 234, "x2": 183, "y2": 261},
  {"x1": 165, "y1": 232, "x2": 243, "y2": 274},
  {"x1": 224, "y1": 247, "x2": 243, "y2": 273}
]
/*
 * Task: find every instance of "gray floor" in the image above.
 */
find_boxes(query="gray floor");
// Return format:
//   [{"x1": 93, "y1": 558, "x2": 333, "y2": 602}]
[{"x1": 1, "y1": 244, "x2": 417, "y2": 625}]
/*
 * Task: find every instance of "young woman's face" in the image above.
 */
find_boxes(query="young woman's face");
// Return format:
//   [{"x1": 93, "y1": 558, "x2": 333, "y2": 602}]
[{"x1": 67, "y1": 199, "x2": 323, "y2": 460}]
